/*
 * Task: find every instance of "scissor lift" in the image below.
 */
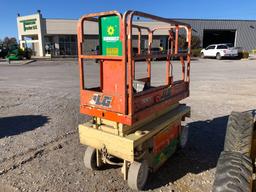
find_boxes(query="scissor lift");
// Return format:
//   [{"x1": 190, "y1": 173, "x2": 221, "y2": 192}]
[{"x1": 77, "y1": 10, "x2": 192, "y2": 190}]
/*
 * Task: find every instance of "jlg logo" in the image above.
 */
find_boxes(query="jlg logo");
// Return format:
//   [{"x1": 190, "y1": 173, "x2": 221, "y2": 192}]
[{"x1": 90, "y1": 94, "x2": 112, "y2": 108}]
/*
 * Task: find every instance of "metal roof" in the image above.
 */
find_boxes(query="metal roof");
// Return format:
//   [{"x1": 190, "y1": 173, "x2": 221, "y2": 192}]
[{"x1": 43, "y1": 17, "x2": 256, "y2": 50}]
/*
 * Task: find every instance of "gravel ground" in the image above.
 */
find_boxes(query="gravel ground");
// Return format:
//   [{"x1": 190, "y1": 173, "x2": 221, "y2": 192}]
[{"x1": 0, "y1": 58, "x2": 255, "y2": 192}]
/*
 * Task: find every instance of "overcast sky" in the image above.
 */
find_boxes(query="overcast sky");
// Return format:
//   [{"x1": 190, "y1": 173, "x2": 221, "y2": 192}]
[{"x1": 0, "y1": 0, "x2": 256, "y2": 39}]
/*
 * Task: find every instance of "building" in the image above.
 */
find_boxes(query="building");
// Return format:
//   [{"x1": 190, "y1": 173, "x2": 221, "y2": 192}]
[
  {"x1": 175, "y1": 18, "x2": 256, "y2": 50},
  {"x1": 17, "y1": 11, "x2": 256, "y2": 57}
]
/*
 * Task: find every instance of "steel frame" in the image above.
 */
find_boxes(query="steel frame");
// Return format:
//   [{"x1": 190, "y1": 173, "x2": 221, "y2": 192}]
[{"x1": 77, "y1": 10, "x2": 192, "y2": 126}]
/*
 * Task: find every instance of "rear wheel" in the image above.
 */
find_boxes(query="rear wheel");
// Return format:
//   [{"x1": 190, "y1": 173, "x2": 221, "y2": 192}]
[
  {"x1": 127, "y1": 160, "x2": 149, "y2": 190},
  {"x1": 212, "y1": 151, "x2": 253, "y2": 192},
  {"x1": 216, "y1": 53, "x2": 222, "y2": 60},
  {"x1": 179, "y1": 125, "x2": 189, "y2": 148},
  {"x1": 224, "y1": 111, "x2": 254, "y2": 156}
]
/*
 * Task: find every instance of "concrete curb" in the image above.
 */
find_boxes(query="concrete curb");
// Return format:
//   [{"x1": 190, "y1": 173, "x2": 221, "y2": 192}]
[{"x1": 0, "y1": 60, "x2": 36, "y2": 66}]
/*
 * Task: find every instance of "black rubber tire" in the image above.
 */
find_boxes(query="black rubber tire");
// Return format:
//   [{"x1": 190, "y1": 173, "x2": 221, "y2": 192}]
[
  {"x1": 83, "y1": 147, "x2": 98, "y2": 170},
  {"x1": 216, "y1": 53, "x2": 222, "y2": 60},
  {"x1": 224, "y1": 111, "x2": 254, "y2": 156},
  {"x1": 127, "y1": 160, "x2": 149, "y2": 190},
  {"x1": 212, "y1": 151, "x2": 253, "y2": 192},
  {"x1": 200, "y1": 52, "x2": 205, "y2": 59}
]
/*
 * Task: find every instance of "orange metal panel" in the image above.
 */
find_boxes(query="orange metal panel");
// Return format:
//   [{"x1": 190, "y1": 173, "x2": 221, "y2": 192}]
[
  {"x1": 102, "y1": 60, "x2": 125, "y2": 112},
  {"x1": 133, "y1": 90, "x2": 189, "y2": 124},
  {"x1": 133, "y1": 82, "x2": 188, "y2": 112},
  {"x1": 153, "y1": 123, "x2": 180, "y2": 154},
  {"x1": 80, "y1": 86, "x2": 188, "y2": 126},
  {"x1": 80, "y1": 105, "x2": 132, "y2": 125},
  {"x1": 81, "y1": 89, "x2": 125, "y2": 114}
]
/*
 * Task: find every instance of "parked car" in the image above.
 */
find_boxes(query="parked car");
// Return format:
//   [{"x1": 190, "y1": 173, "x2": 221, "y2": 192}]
[{"x1": 200, "y1": 44, "x2": 238, "y2": 60}]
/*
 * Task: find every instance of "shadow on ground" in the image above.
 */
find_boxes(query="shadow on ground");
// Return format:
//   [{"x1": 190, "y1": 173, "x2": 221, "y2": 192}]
[
  {"x1": 146, "y1": 115, "x2": 228, "y2": 190},
  {"x1": 0, "y1": 115, "x2": 49, "y2": 138}
]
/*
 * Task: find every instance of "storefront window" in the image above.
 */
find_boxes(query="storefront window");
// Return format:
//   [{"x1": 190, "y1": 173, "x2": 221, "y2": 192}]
[{"x1": 59, "y1": 35, "x2": 77, "y2": 56}]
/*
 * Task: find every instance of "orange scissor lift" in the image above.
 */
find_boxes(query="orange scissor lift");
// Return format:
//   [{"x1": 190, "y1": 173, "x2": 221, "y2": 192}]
[{"x1": 77, "y1": 10, "x2": 192, "y2": 190}]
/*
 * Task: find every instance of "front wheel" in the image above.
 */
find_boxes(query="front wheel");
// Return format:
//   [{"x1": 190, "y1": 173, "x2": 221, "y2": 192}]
[
  {"x1": 128, "y1": 160, "x2": 149, "y2": 190},
  {"x1": 83, "y1": 147, "x2": 100, "y2": 170},
  {"x1": 216, "y1": 53, "x2": 222, "y2": 60},
  {"x1": 200, "y1": 52, "x2": 205, "y2": 59}
]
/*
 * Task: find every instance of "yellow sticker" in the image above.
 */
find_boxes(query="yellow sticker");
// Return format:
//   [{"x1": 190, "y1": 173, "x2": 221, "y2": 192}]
[
  {"x1": 107, "y1": 26, "x2": 115, "y2": 36},
  {"x1": 106, "y1": 48, "x2": 118, "y2": 56}
]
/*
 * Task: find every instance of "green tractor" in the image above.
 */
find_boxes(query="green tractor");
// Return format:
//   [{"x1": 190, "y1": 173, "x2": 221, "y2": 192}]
[
  {"x1": 0, "y1": 44, "x2": 8, "y2": 58},
  {"x1": 6, "y1": 44, "x2": 32, "y2": 60}
]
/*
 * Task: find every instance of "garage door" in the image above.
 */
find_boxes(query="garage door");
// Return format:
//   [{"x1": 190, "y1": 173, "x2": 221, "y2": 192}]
[{"x1": 203, "y1": 30, "x2": 236, "y2": 48}]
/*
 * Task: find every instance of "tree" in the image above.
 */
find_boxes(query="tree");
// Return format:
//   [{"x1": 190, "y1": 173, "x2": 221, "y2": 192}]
[
  {"x1": 191, "y1": 36, "x2": 201, "y2": 49},
  {"x1": 178, "y1": 34, "x2": 201, "y2": 50},
  {"x1": 2, "y1": 37, "x2": 17, "y2": 48}
]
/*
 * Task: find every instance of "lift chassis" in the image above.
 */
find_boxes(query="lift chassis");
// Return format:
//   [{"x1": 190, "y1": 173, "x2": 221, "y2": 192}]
[{"x1": 77, "y1": 10, "x2": 192, "y2": 190}]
